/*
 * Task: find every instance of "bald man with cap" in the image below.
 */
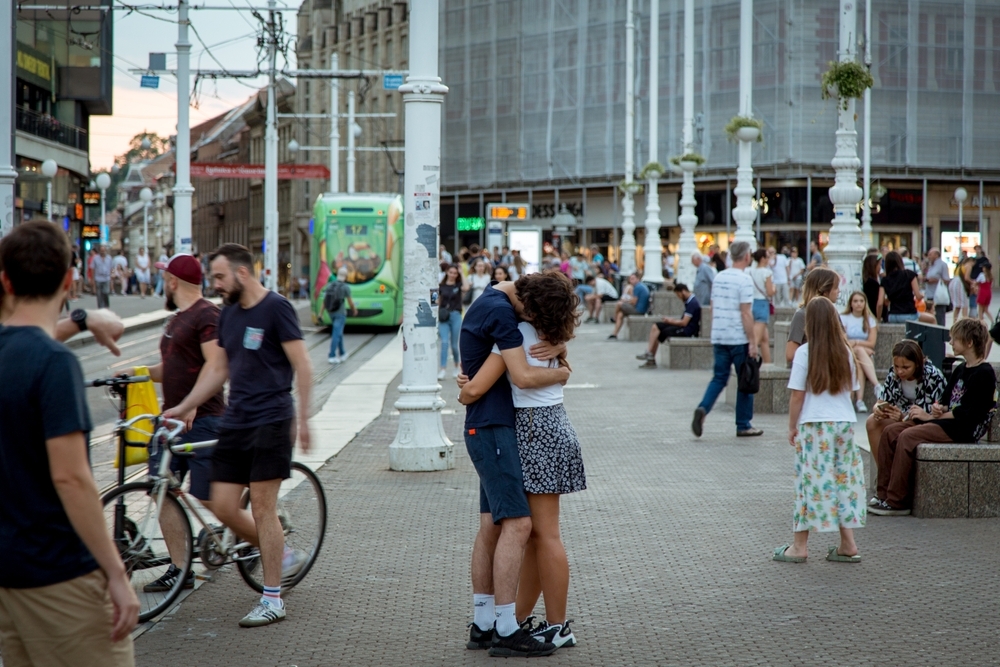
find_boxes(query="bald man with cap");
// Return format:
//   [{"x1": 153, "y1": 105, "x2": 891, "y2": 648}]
[{"x1": 134, "y1": 254, "x2": 228, "y2": 593}]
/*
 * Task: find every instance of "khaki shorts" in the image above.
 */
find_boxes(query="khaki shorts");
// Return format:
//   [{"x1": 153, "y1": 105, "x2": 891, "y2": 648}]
[
  {"x1": 0, "y1": 569, "x2": 135, "y2": 667},
  {"x1": 620, "y1": 302, "x2": 639, "y2": 316}
]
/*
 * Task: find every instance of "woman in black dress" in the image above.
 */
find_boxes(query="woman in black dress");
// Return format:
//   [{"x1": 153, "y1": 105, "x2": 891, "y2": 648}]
[
  {"x1": 862, "y1": 253, "x2": 885, "y2": 322},
  {"x1": 879, "y1": 251, "x2": 935, "y2": 324}
]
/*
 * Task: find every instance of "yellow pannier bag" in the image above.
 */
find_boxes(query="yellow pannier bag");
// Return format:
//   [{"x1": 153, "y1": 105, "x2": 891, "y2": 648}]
[{"x1": 114, "y1": 368, "x2": 159, "y2": 468}]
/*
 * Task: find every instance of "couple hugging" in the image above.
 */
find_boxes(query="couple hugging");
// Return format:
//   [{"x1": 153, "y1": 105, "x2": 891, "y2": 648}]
[{"x1": 455, "y1": 271, "x2": 585, "y2": 658}]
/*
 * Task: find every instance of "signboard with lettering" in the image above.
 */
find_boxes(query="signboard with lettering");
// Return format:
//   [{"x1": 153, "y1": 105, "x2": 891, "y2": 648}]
[
  {"x1": 16, "y1": 43, "x2": 52, "y2": 89},
  {"x1": 457, "y1": 217, "x2": 485, "y2": 232},
  {"x1": 82, "y1": 225, "x2": 101, "y2": 239},
  {"x1": 487, "y1": 203, "x2": 529, "y2": 221},
  {"x1": 383, "y1": 74, "x2": 403, "y2": 90},
  {"x1": 140, "y1": 75, "x2": 160, "y2": 89},
  {"x1": 187, "y1": 163, "x2": 330, "y2": 180},
  {"x1": 83, "y1": 191, "x2": 101, "y2": 205}
]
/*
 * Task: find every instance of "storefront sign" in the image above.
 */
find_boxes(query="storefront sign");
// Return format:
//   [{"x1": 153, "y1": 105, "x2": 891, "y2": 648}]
[
  {"x1": 533, "y1": 202, "x2": 583, "y2": 218},
  {"x1": 83, "y1": 191, "x2": 101, "y2": 205},
  {"x1": 16, "y1": 44, "x2": 52, "y2": 88},
  {"x1": 950, "y1": 194, "x2": 1000, "y2": 209},
  {"x1": 82, "y1": 225, "x2": 101, "y2": 239},
  {"x1": 187, "y1": 163, "x2": 330, "y2": 180},
  {"x1": 457, "y1": 216, "x2": 485, "y2": 232},
  {"x1": 487, "y1": 203, "x2": 529, "y2": 221}
]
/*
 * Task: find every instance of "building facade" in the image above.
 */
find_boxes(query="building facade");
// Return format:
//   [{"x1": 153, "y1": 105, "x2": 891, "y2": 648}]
[{"x1": 14, "y1": 1, "x2": 113, "y2": 246}]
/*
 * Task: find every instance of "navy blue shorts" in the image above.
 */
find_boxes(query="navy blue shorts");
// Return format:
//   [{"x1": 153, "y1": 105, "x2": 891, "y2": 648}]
[
  {"x1": 465, "y1": 425, "x2": 531, "y2": 524},
  {"x1": 148, "y1": 415, "x2": 219, "y2": 501}
]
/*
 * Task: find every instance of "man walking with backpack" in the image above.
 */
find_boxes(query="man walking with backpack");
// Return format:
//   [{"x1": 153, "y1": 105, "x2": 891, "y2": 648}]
[{"x1": 325, "y1": 267, "x2": 357, "y2": 364}]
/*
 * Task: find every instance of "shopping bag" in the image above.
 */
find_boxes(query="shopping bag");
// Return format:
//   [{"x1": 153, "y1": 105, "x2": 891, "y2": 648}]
[{"x1": 114, "y1": 368, "x2": 159, "y2": 468}]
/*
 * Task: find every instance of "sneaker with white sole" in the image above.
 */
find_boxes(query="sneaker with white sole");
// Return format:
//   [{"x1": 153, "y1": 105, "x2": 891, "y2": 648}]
[
  {"x1": 855, "y1": 399, "x2": 868, "y2": 412},
  {"x1": 868, "y1": 498, "x2": 910, "y2": 516},
  {"x1": 532, "y1": 620, "x2": 577, "y2": 648},
  {"x1": 239, "y1": 600, "x2": 286, "y2": 627},
  {"x1": 281, "y1": 549, "x2": 308, "y2": 586},
  {"x1": 437, "y1": 368, "x2": 446, "y2": 380}
]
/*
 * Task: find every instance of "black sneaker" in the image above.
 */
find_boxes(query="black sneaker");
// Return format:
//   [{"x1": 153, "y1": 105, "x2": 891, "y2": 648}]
[
  {"x1": 488, "y1": 628, "x2": 557, "y2": 658},
  {"x1": 467, "y1": 623, "x2": 495, "y2": 650},
  {"x1": 518, "y1": 616, "x2": 539, "y2": 633},
  {"x1": 868, "y1": 499, "x2": 911, "y2": 516},
  {"x1": 143, "y1": 564, "x2": 194, "y2": 592},
  {"x1": 638, "y1": 359, "x2": 657, "y2": 369},
  {"x1": 636, "y1": 352, "x2": 654, "y2": 360},
  {"x1": 532, "y1": 620, "x2": 577, "y2": 648},
  {"x1": 692, "y1": 407, "x2": 706, "y2": 437}
]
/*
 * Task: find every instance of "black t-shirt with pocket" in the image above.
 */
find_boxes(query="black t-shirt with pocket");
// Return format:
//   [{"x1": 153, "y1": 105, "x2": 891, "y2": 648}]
[
  {"x1": 217, "y1": 291, "x2": 303, "y2": 429},
  {"x1": 0, "y1": 326, "x2": 96, "y2": 588},
  {"x1": 882, "y1": 269, "x2": 918, "y2": 315}
]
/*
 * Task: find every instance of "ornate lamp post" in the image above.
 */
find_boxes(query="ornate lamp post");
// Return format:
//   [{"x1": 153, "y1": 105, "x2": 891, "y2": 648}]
[
  {"x1": 41, "y1": 159, "x2": 58, "y2": 223},
  {"x1": 619, "y1": 0, "x2": 638, "y2": 275},
  {"x1": 139, "y1": 186, "x2": 153, "y2": 252},
  {"x1": 823, "y1": 0, "x2": 867, "y2": 307},
  {"x1": 675, "y1": 0, "x2": 699, "y2": 288},
  {"x1": 642, "y1": 0, "x2": 664, "y2": 285},
  {"x1": 731, "y1": 0, "x2": 757, "y2": 247},
  {"x1": 96, "y1": 172, "x2": 111, "y2": 245},
  {"x1": 955, "y1": 187, "x2": 968, "y2": 255}
]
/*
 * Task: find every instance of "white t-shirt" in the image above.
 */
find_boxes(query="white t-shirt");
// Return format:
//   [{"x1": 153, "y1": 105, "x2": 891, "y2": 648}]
[
  {"x1": 789, "y1": 257, "x2": 806, "y2": 281},
  {"x1": 491, "y1": 322, "x2": 563, "y2": 408},
  {"x1": 772, "y1": 254, "x2": 789, "y2": 284},
  {"x1": 788, "y1": 344, "x2": 860, "y2": 424},
  {"x1": 136, "y1": 253, "x2": 150, "y2": 270},
  {"x1": 901, "y1": 379, "x2": 918, "y2": 401},
  {"x1": 710, "y1": 268, "x2": 754, "y2": 346},
  {"x1": 595, "y1": 277, "x2": 619, "y2": 299},
  {"x1": 469, "y1": 273, "x2": 491, "y2": 302},
  {"x1": 746, "y1": 266, "x2": 773, "y2": 300},
  {"x1": 839, "y1": 313, "x2": 877, "y2": 341},
  {"x1": 976, "y1": 273, "x2": 989, "y2": 285}
]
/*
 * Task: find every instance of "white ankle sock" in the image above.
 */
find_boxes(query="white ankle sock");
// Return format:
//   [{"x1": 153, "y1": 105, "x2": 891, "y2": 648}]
[
  {"x1": 262, "y1": 585, "x2": 282, "y2": 609},
  {"x1": 473, "y1": 594, "x2": 495, "y2": 632},
  {"x1": 495, "y1": 603, "x2": 518, "y2": 637}
]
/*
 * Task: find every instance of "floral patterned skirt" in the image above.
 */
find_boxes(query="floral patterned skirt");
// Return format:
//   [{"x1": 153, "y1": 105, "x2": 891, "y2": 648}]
[
  {"x1": 515, "y1": 404, "x2": 587, "y2": 495},
  {"x1": 793, "y1": 421, "x2": 866, "y2": 533}
]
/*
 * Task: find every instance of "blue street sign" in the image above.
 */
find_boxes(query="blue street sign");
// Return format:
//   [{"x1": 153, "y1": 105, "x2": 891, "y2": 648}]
[
  {"x1": 140, "y1": 75, "x2": 160, "y2": 89},
  {"x1": 382, "y1": 74, "x2": 403, "y2": 90}
]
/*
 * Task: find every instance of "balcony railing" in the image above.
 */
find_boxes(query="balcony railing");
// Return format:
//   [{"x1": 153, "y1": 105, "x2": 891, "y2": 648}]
[{"x1": 16, "y1": 106, "x2": 87, "y2": 151}]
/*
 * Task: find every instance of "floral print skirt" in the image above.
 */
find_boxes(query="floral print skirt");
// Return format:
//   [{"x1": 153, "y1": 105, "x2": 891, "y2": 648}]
[
  {"x1": 515, "y1": 404, "x2": 587, "y2": 495},
  {"x1": 793, "y1": 421, "x2": 866, "y2": 533}
]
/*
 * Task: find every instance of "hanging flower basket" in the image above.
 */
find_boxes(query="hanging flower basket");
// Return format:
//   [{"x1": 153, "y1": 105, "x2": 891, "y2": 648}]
[
  {"x1": 669, "y1": 153, "x2": 706, "y2": 169},
  {"x1": 821, "y1": 60, "x2": 874, "y2": 111},
  {"x1": 638, "y1": 161, "x2": 667, "y2": 180},
  {"x1": 724, "y1": 116, "x2": 764, "y2": 143},
  {"x1": 617, "y1": 179, "x2": 644, "y2": 196}
]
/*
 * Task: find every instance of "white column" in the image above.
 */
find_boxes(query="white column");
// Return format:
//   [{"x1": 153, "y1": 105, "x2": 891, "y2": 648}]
[
  {"x1": 676, "y1": 0, "x2": 698, "y2": 288},
  {"x1": 263, "y1": 0, "x2": 279, "y2": 291},
  {"x1": 824, "y1": 0, "x2": 866, "y2": 307},
  {"x1": 100, "y1": 189, "x2": 108, "y2": 243},
  {"x1": 46, "y1": 181, "x2": 53, "y2": 223},
  {"x1": 731, "y1": 0, "x2": 757, "y2": 247},
  {"x1": 347, "y1": 90, "x2": 356, "y2": 194},
  {"x1": 0, "y1": 2, "x2": 15, "y2": 238},
  {"x1": 329, "y1": 53, "x2": 340, "y2": 193},
  {"x1": 642, "y1": 0, "x2": 663, "y2": 284},
  {"x1": 389, "y1": 0, "x2": 454, "y2": 472},
  {"x1": 619, "y1": 0, "x2": 637, "y2": 275},
  {"x1": 173, "y1": 0, "x2": 194, "y2": 254},
  {"x1": 860, "y1": 0, "x2": 873, "y2": 247}
]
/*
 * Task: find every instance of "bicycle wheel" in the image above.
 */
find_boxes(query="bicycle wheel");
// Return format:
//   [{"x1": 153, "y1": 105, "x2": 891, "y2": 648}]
[
  {"x1": 238, "y1": 462, "x2": 328, "y2": 593},
  {"x1": 101, "y1": 481, "x2": 194, "y2": 622}
]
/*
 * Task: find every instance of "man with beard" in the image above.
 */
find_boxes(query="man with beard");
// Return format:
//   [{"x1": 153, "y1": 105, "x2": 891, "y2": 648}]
[
  {"x1": 164, "y1": 244, "x2": 311, "y2": 628},
  {"x1": 135, "y1": 254, "x2": 227, "y2": 592}
]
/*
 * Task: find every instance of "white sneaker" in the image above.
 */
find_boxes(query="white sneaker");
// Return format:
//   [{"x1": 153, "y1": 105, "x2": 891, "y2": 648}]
[
  {"x1": 238, "y1": 600, "x2": 286, "y2": 627},
  {"x1": 532, "y1": 620, "x2": 577, "y2": 648},
  {"x1": 855, "y1": 399, "x2": 868, "y2": 413},
  {"x1": 328, "y1": 356, "x2": 336, "y2": 364},
  {"x1": 437, "y1": 369, "x2": 446, "y2": 380},
  {"x1": 280, "y1": 548, "x2": 308, "y2": 586},
  {"x1": 452, "y1": 368, "x2": 460, "y2": 378}
]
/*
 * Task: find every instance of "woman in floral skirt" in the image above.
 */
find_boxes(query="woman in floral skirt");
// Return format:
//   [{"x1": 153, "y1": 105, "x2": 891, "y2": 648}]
[{"x1": 774, "y1": 297, "x2": 866, "y2": 564}]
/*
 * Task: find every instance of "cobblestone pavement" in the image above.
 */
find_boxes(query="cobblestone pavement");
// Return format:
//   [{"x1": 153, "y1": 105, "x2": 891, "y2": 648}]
[{"x1": 133, "y1": 323, "x2": 1000, "y2": 666}]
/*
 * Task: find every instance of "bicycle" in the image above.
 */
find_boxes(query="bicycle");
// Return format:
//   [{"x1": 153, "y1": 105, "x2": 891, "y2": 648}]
[{"x1": 90, "y1": 374, "x2": 328, "y2": 622}]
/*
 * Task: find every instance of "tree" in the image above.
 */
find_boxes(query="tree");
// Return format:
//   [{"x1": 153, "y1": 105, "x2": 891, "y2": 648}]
[{"x1": 93, "y1": 132, "x2": 171, "y2": 209}]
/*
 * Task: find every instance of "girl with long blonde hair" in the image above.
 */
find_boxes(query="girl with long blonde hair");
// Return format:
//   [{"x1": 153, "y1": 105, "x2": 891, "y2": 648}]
[
  {"x1": 774, "y1": 297, "x2": 866, "y2": 564},
  {"x1": 784, "y1": 267, "x2": 841, "y2": 364},
  {"x1": 840, "y1": 291, "x2": 879, "y2": 411}
]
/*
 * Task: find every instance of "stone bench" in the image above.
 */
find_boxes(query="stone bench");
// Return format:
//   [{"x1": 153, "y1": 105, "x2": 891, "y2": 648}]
[
  {"x1": 913, "y1": 443, "x2": 1000, "y2": 518},
  {"x1": 771, "y1": 320, "x2": 908, "y2": 371},
  {"x1": 725, "y1": 364, "x2": 884, "y2": 414},
  {"x1": 654, "y1": 337, "x2": 716, "y2": 370}
]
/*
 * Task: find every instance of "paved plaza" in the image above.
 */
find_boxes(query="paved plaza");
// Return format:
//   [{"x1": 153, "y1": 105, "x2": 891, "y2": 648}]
[{"x1": 129, "y1": 323, "x2": 1000, "y2": 666}]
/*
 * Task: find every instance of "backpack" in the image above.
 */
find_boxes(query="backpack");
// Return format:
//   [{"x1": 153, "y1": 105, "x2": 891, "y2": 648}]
[{"x1": 324, "y1": 281, "x2": 346, "y2": 313}]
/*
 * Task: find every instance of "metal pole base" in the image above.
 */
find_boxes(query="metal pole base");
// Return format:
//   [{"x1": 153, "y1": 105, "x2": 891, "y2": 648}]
[{"x1": 388, "y1": 385, "x2": 455, "y2": 471}]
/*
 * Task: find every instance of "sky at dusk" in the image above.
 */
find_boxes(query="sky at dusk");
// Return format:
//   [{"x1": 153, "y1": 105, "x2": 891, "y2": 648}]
[{"x1": 88, "y1": 4, "x2": 298, "y2": 169}]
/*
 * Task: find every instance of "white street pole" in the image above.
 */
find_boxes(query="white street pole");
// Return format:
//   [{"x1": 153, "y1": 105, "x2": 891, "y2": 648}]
[
  {"x1": 347, "y1": 90, "x2": 356, "y2": 194},
  {"x1": 824, "y1": 0, "x2": 866, "y2": 307},
  {"x1": 41, "y1": 159, "x2": 58, "y2": 224},
  {"x1": 96, "y1": 172, "x2": 111, "y2": 245},
  {"x1": 144, "y1": 203, "x2": 149, "y2": 249},
  {"x1": 619, "y1": 0, "x2": 637, "y2": 276},
  {"x1": 174, "y1": 0, "x2": 193, "y2": 254},
  {"x1": 0, "y1": 1, "x2": 15, "y2": 238},
  {"x1": 732, "y1": 0, "x2": 757, "y2": 248},
  {"x1": 860, "y1": 0, "x2": 873, "y2": 248},
  {"x1": 676, "y1": 0, "x2": 698, "y2": 288},
  {"x1": 46, "y1": 181, "x2": 53, "y2": 223},
  {"x1": 263, "y1": 0, "x2": 279, "y2": 291},
  {"x1": 389, "y1": 0, "x2": 454, "y2": 472},
  {"x1": 642, "y1": 0, "x2": 663, "y2": 285},
  {"x1": 329, "y1": 52, "x2": 340, "y2": 193},
  {"x1": 956, "y1": 187, "x2": 968, "y2": 254}
]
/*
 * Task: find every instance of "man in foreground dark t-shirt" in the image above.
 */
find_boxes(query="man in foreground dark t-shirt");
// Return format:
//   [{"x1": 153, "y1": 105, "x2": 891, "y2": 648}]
[
  {"x1": 137, "y1": 253, "x2": 227, "y2": 593},
  {"x1": 456, "y1": 279, "x2": 570, "y2": 657},
  {"x1": 165, "y1": 243, "x2": 313, "y2": 628},
  {"x1": 0, "y1": 221, "x2": 138, "y2": 666}
]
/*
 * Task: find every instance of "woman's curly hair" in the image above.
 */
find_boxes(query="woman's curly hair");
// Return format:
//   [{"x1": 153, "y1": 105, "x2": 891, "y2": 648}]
[{"x1": 515, "y1": 270, "x2": 580, "y2": 344}]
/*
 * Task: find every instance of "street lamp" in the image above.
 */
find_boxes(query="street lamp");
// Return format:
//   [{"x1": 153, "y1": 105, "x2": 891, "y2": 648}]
[
  {"x1": 96, "y1": 172, "x2": 112, "y2": 245},
  {"x1": 955, "y1": 186, "x2": 968, "y2": 258},
  {"x1": 287, "y1": 138, "x2": 300, "y2": 153},
  {"x1": 41, "y1": 159, "x2": 58, "y2": 222},
  {"x1": 139, "y1": 186, "x2": 153, "y2": 253}
]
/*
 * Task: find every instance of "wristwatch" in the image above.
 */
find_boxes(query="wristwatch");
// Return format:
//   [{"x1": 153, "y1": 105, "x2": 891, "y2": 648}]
[{"x1": 70, "y1": 308, "x2": 88, "y2": 332}]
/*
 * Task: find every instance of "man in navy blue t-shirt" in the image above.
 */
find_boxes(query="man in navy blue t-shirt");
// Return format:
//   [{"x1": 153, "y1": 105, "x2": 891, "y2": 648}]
[
  {"x1": 166, "y1": 243, "x2": 313, "y2": 628},
  {"x1": 456, "y1": 279, "x2": 570, "y2": 656},
  {"x1": 0, "y1": 221, "x2": 138, "y2": 665},
  {"x1": 637, "y1": 282, "x2": 702, "y2": 368}
]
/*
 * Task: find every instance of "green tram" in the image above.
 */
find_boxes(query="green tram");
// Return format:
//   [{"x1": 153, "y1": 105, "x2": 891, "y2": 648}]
[{"x1": 309, "y1": 193, "x2": 404, "y2": 327}]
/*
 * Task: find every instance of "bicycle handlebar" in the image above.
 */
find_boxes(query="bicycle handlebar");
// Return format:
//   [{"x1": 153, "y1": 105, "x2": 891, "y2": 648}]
[{"x1": 88, "y1": 374, "x2": 152, "y2": 388}]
